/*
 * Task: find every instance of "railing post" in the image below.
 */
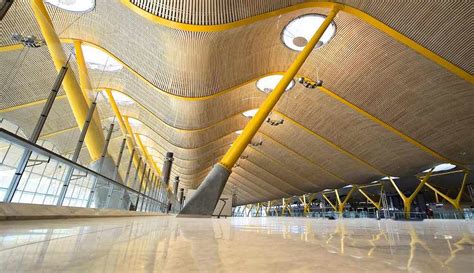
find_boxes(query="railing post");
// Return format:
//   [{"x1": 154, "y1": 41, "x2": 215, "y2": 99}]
[
  {"x1": 113, "y1": 137, "x2": 127, "y2": 181},
  {"x1": 142, "y1": 168, "x2": 151, "y2": 211},
  {"x1": 5, "y1": 65, "x2": 68, "y2": 202},
  {"x1": 86, "y1": 122, "x2": 115, "y2": 208},
  {"x1": 135, "y1": 163, "x2": 147, "y2": 211},
  {"x1": 57, "y1": 95, "x2": 98, "y2": 205}
]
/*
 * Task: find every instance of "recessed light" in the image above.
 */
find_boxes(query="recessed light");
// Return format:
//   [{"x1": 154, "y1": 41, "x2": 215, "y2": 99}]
[
  {"x1": 281, "y1": 14, "x2": 336, "y2": 51},
  {"x1": 45, "y1": 0, "x2": 95, "y2": 12},
  {"x1": 256, "y1": 75, "x2": 294, "y2": 93}
]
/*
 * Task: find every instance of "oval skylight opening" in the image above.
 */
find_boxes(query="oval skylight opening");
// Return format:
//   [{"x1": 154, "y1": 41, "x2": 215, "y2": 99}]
[
  {"x1": 80, "y1": 45, "x2": 123, "y2": 71},
  {"x1": 242, "y1": 109, "x2": 258, "y2": 118},
  {"x1": 235, "y1": 130, "x2": 243, "y2": 135},
  {"x1": 112, "y1": 91, "x2": 134, "y2": 106},
  {"x1": 256, "y1": 75, "x2": 295, "y2": 93},
  {"x1": 281, "y1": 14, "x2": 336, "y2": 51},
  {"x1": 127, "y1": 118, "x2": 143, "y2": 128},
  {"x1": 381, "y1": 176, "x2": 399, "y2": 180},
  {"x1": 45, "y1": 0, "x2": 95, "y2": 12},
  {"x1": 423, "y1": 163, "x2": 456, "y2": 173}
]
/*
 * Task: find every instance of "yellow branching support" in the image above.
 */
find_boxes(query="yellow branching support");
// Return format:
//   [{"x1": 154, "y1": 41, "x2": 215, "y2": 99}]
[
  {"x1": 390, "y1": 170, "x2": 433, "y2": 219},
  {"x1": 358, "y1": 184, "x2": 384, "y2": 210},
  {"x1": 322, "y1": 194, "x2": 337, "y2": 211},
  {"x1": 424, "y1": 171, "x2": 469, "y2": 210}
]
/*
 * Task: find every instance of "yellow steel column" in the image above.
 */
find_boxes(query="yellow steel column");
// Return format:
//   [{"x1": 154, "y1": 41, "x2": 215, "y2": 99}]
[
  {"x1": 31, "y1": 0, "x2": 105, "y2": 160},
  {"x1": 390, "y1": 170, "x2": 433, "y2": 219},
  {"x1": 74, "y1": 41, "x2": 104, "y2": 146},
  {"x1": 358, "y1": 188, "x2": 381, "y2": 210},
  {"x1": 336, "y1": 186, "x2": 356, "y2": 214},
  {"x1": 322, "y1": 193, "x2": 337, "y2": 211},
  {"x1": 219, "y1": 5, "x2": 341, "y2": 169},
  {"x1": 73, "y1": 41, "x2": 94, "y2": 105},
  {"x1": 105, "y1": 89, "x2": 135, "y2": 153}
]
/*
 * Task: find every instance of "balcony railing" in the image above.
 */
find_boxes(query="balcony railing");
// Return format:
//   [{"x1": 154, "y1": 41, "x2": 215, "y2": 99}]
[{"x1": 0, "y1": 128, "x2": 180, "y2": 214}]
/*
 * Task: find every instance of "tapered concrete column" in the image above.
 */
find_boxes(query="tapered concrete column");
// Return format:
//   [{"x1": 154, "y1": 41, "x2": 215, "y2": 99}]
[
  {"x1": 162, "y1": 152, "x2": 174, "y2": 185},
  {"x1": 178, "y1": 6, "x2": 341, "y2": 217},
  {"x1": 173, "y1": 176, "x2": 180, "y2": 196},
  {"x1": 178, "y1": 164, "x2": 231, "y2": 217}
]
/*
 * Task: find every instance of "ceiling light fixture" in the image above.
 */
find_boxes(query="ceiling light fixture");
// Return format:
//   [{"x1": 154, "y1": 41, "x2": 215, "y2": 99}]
[
  {"x1": 281, "y1": 14, "x2": 336, "y2": 51},
  {"x1": 80, "y1": 45, "x2": 122, "y2": 71},
  {"x1": 45, "y1": 0, "x2": 95, "y2": 12},
  {"x1": 256, "y1": 75, "x2": 295, "y2": 93}
]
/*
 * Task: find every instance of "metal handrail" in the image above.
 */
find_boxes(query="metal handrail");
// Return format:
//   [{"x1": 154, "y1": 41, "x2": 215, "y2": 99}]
[{"x1": 0, "y1": 128, "x2": 163, "y2": 205}]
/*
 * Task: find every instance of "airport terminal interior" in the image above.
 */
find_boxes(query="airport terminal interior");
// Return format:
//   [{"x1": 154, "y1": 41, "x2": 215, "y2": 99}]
[{"x1": 0, "y1": 0, "x2": 473, "y2": 272}]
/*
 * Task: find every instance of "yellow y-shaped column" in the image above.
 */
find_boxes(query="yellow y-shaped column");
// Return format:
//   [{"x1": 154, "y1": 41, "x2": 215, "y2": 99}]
[
  {"x1": 390, "y1": 170, "x2": 433, "y2": 219},
  {"x1": 179, "y1": 5, "x2": 341, "y2": 216},
  {"x1": 31, "y1": 0, "x2": 105, "y2": 160},
  {"x1": 335, "y1": 186, "x2": 356, "y2": 215}
]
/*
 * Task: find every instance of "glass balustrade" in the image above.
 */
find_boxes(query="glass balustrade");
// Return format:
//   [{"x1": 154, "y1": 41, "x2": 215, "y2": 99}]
[{"x1": 0, "y1": 128, "x2": 181, "y2": 213}]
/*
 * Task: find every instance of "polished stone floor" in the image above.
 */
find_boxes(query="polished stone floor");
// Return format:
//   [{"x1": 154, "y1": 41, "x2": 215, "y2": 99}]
[{"x1": 0, "y1": 216, "x2": 472, "y2": 273}]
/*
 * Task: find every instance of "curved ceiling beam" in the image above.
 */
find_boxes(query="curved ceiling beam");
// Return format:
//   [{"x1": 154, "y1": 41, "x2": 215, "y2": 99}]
[{"x1": 121, "y1": 1, "x2": 472, "y2": 84}]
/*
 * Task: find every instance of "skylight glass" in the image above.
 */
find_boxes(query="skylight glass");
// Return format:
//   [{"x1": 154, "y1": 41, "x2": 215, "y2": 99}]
[
  {"x1": 45, "y1": 0, "x2": 95, "y2": 12},
  {"x1": 381, "y1": 176, "x2": 399, "y2": 180},
  {"x1": 80, "y1": 45, "x2": 122, "y2": 71},
  {"x1": 127, "y1": 118, "x2": 143, "y2": 128},
  {"x1": 256, "y1": 75, "x2": 295, "y2": 93},
  {"x1": 111, "y1": 91, "x2": 134, "y2": 106},
  {"x1": 281, "y1": 14, "x2": 336, "y2": 51},
  {"x1": 423, "y1": 163, "x2": 456, "y2": 173},
  {"x1": 242, "y1": 109, "x2": 258, "y2": 118}
]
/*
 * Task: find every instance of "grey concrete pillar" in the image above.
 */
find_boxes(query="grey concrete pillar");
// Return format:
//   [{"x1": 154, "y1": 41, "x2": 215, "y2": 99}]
[
  {"x1": 177, "y1": 163, "x2": 230, "y2": 217},
  {"x1": 161, "y1": 152, "x2": 174, "y2": 185},
  {"x1": 173, "y1": 176, "x2": 180, "y2": 196}
]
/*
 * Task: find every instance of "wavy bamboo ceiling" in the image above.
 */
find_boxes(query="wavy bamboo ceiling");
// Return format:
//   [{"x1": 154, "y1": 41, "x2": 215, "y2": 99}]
[{"x1": 0, "y1": 0, "x2": 473, "y2": 205}]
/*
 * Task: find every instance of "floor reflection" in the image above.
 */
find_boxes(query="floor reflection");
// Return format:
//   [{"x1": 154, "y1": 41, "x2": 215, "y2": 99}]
[{"x1": 0, "y1": 217, "x2": 472, "y2": 272}]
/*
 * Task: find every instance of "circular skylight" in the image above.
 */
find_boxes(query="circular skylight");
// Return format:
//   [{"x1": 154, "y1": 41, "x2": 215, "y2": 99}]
[
  {"x1": 281, "y1": 14, "x2": 336, "y2": 51},
  {"x1": 80, "y1": 45, "x2": 122, "y2": 71},
  {"x1": 45, "y1": 0, "x2": 95, "y2": 12},
  {"x1": 111, "y1": 91, "x2": 134, "y2": 106},
  {"x1": 423, "y1": 163, "x2": 456, "y2": 173},
  {"x1": 256, "y1": 75, "x2": 295, "y2": 93},
  {"x1": 242, "y1": 109, "x2": 258, "y2": 118}
]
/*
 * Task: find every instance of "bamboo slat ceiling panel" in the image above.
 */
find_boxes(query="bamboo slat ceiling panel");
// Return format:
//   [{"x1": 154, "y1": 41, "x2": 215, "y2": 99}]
[
  {"x1": 128, "y1": 0, "x2": 472, "y2": 73},
  {"x1": 0, "y1": 0, "x2": 472, "y2": 204}
]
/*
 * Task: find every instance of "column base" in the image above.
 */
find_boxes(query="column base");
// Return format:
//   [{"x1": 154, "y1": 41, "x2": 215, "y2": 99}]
[{"x1": 177, "y1": 164, "x2": 231, "y2": 217}]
